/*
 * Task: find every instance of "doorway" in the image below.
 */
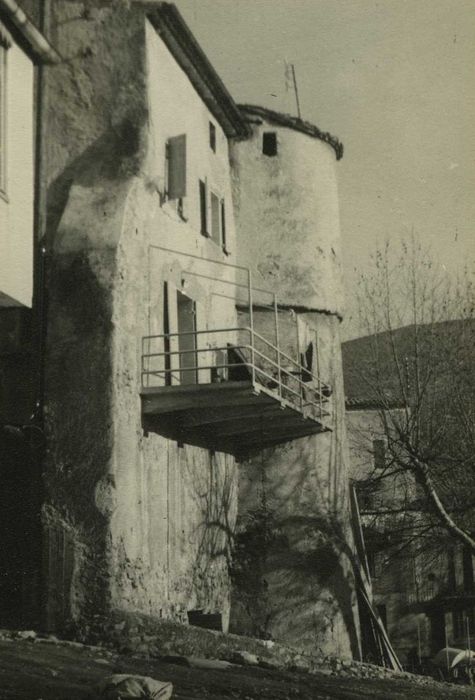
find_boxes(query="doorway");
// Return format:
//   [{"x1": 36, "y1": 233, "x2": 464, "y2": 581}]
[{"x1": 177, "y1": 291, "x2": 197, "y2": 385}]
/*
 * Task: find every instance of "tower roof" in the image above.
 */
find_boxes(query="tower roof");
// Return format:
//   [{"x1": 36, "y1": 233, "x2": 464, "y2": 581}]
[{"x1": 239, "y1": 104, "x2": 344, "y2": 160}]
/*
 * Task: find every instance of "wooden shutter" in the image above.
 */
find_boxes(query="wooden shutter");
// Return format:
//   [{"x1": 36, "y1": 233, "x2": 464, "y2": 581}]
[
  {"x1": 199, "y1": 180, "x2": 208, "y2": 235},
  {"x1": 167, "y1": 134, "x2": 187, "y2": 200},
  {"x1": 210, "y1": 192, "x2": 220, "y2": 245},
  {"x1": 221, "y1": 199, "x2": 227, "y2": 250}
]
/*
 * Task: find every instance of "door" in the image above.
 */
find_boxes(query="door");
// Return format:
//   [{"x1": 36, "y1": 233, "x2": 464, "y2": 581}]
[{"x1": 177, "y1": 291, "x2": 198, "y2": 384}]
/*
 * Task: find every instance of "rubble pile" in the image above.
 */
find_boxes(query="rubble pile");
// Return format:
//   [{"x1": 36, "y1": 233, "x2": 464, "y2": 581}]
[{"x1": 0, "y1": 623, "x2": 437, "y2": 688}]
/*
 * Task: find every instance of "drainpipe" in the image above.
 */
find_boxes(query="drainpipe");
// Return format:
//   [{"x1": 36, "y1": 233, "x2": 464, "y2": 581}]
[
  {"x1": 0, "y1": 0, "x2": 59, "y2": 63},
  {"x1": 32, "y1": 0, "x2": 51, "y2": 426},
  {"x1": 32, "y1": 0, "x2": 52, "y2": 632}
]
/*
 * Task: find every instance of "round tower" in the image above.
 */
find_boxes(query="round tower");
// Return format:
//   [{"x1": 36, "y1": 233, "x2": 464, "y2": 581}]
[
  {"x1": 229, "y1": 107, "x2": 359, "y2": 660},
  {"x1": 230, "y1": 105, "x2": 344, "y2": 316}
]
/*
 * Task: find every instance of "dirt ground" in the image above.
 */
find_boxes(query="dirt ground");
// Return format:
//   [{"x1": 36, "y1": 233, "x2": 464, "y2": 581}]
[{"x1": 1, "y1": 638, "x2": 475, "y2": 700}]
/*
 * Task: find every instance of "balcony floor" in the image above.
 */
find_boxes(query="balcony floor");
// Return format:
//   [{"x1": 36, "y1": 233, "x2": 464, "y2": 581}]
[{"x1": 141, "y1": 380, "x2": 328, "y2": 458}]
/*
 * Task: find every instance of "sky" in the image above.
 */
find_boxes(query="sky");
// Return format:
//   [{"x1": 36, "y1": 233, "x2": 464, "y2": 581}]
[{"x1": 174, "y1": 0, "x2": 475, "y2": 336}]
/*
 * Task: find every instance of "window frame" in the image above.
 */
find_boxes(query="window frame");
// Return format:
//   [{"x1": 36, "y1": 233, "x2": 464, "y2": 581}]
[
  {"x1": 165, "y1": 133, "x2": 187, "y2": 202},
  {"x1": 209, "y1": 121, "x2": 216, "y2": 153},
  {"x1": 373, "y1": 438, "x2": 386, "y2": 471},
  {"x1": 199, "y1": 178, "x2": 229, "y2": 254},
  {"x1": 199, "y1": 179, "x2": 208, "y2": 237},
  {"x1": 262, "y1": 131, "x2": 278, "y2": 157}
]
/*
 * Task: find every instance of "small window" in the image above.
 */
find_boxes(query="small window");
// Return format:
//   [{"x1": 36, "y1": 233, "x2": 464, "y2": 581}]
[
  {"x1": 199, "y1": 180, "x2": 208, "y2": 236},
  {"x1": 463, "y1": 546, "x2": 474, "y2": 593},
  {"x1": 166, "y1": 134, "x2": 186, "y2": 200},
  {"x1": 367, "y1": 549, "x2": 383, "y2": 579},
  {"x1": 373, "y1": 439, "x2": 386, "y2": 471},
  {"x1": 209, "y1": 122, "x2": 216, "y2": 152},
  {"x1": 376, "y1": 604, "x2": 387, "y2": 629},
  {"x1": 262, "y1": 132, "x2": 277, "y2": 157}
]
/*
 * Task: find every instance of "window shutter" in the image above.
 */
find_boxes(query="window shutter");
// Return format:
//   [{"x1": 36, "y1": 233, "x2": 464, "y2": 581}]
[
  {"x1": 199, "y1": 180, "x2": 208, "y2": 235},
  {"x1": 167, "y1": 134, "x2": 186, "y2": 200},
  {"x1": 210, "y1": 192, "x2": 220, "y2": 244},
  {"x1": 221, "y1": 199, "x2": 227, "y2": 250}
]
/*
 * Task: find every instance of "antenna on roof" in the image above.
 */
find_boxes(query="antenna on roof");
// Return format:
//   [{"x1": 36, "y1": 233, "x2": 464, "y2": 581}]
[{"x1": 284, "y1": 60, "x2": 302, "y2": 120}]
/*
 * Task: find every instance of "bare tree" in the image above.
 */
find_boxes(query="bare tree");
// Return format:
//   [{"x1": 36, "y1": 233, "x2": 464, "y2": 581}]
[{"x1": 344, "y1": 237, "x2": 475, "y2": 554}]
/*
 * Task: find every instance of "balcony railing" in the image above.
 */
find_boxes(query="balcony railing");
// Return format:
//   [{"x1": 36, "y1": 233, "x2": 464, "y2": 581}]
[
  {"x1": 407, "y1": 583, "x2": 475, "y2": 607},
  {"x1": 142, "y1": 326, "x2": 330, "y2": 423}
]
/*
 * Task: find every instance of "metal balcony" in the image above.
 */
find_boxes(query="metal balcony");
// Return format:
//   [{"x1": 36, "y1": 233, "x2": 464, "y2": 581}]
[{"x1": 141, "y1": 326, "x2": 331, "y2": 458}]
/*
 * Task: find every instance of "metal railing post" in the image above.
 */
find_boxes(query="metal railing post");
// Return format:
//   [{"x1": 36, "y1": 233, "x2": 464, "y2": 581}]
[
  {"x1": 274, "y1": 293, "x2": 281, "y2": 398},
  {"x1": 248, "y1": 268, "x2": 255, "y2": 385},
  {"x1": 295, "y1": 311, "x2": 303, "y2": 412},
  {"x1": 315, "y1": 329, "x2": 322, "y2": 418}
]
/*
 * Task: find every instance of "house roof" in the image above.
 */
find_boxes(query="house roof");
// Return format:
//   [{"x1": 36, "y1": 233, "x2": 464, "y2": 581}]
[
  {"x1": 147, "y1": 3, "x2": 250, "y2": 140},
  {"x1": 342, "y1": 319, "x2": 475, "y2": 411},
  {"x1": 0, "y1": 0, "x2": 59, "y2": 63},
  {"x1": 345, "y1": 396, "x2": 406, "y2": 411},
  {"x1": 239, "y1": 104, "x2": 344, "y2": 160}
]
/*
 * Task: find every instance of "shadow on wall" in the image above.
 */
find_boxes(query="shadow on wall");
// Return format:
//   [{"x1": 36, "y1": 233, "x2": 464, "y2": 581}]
[
  {"x1": 45, "y1": 115, "x2": 144, "y2": 249},
  {"x1": 229, "y1": 422, "x2": 360, "y2": 658},
  {"x1": 182, "y1": 450, "x2": 237, "y2": 621}
]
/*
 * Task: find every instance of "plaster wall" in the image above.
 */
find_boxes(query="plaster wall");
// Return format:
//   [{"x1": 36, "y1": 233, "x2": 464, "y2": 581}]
[
  {"x1": 230, "y1": 117, "x2": 344, "y2": 315},
  {"x1": 229, "y1": 122, "x2": 358, "y2": 657},
  {"x1": 43, "y1": 6, "x2": 239, "y2": 632},
  {"x1": 103, "y1": 22, "x2": 240, "y2": 628},
  {"x1": 231, "y1": 311, "x2": 358, "y2": 658},
  {"x1": 0, "y1": 40, "x2": 34, "y2": 307}
]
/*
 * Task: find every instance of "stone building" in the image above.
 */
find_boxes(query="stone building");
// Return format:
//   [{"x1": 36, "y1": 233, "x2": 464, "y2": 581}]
[
  {"x1": 0, "y1": 0, "x2": 359, "y2": 658},
  {"x1": 0, "y1": 0, "x2": 58, "y2": 627}
]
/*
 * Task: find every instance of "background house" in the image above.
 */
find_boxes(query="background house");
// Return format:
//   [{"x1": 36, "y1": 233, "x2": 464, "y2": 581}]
[
  {"x1": 0, "y1": 0, "x2": 58, "y2": 628},
  {"x1": 343, "y1": 322, "x2": 475, "y2": 662}
]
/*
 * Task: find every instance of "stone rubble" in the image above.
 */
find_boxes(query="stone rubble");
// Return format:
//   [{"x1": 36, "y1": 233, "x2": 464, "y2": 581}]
[{"x1": 0, "y1": 624, "x2": 447, "y2": 690}]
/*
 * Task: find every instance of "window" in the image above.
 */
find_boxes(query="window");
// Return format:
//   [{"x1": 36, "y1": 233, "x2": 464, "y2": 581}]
[
  {"x1": 448, "y1": 548, "x2": 456, "y2": 591},
  {"x1": 463, "y1": 546, "x2": 474, "y2": 593},
  {"x1": 453, "y1": 609, "x2": 465, "y2": 639},
  {"x1": 300, "y1": 342, "x2": 314, "y2": 383},
  {"x1": 356, "y1": 478, "x2": 378, "y2": 513},
  {"x1": 376, "y1": 604, "x2": 387, "y2": 630},
  {"x1": 166, "y1": 134, "x2": 186, "y2": 200},
  {"x1": 262, "y1": 131, "x2": 277, "y2": 157},
  {"x1": 367, "y1": 549, "x2": 383, "y2": 579},
  {"x1": 0, "y1": 42, "x2": 7, "y2": 195},
  {"x1": 373, "y1": 439, "x2": 386, "y2": 471},
  {"x1": 200, "y1": 180, "x2": 227, "y2": 252},
  {"x1": 199, "y1": 180, "x2": 208, "y2": 236},
  {"x1": 209, "y1": 122, "x2": 216, "y2": 152}
]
